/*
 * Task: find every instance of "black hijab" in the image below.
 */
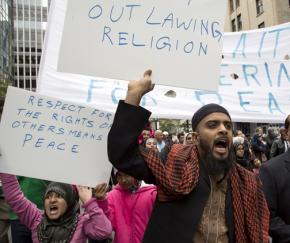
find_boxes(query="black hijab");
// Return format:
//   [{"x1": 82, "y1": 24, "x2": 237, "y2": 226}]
[{"x1": 38, "y1": 182, "x2": 80, "y2": 243}]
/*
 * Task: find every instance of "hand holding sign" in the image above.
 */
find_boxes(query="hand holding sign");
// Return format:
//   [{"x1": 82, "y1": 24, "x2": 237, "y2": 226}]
[
  {"x1": 94, "y1": 183, "x2": 108, "y2": 200},
  {"x1": 125, "y1": 70, "x2": 155, "y2": 106},
  {"x1": 77, "y1": 185, "x2": 93, "y2": 204}
]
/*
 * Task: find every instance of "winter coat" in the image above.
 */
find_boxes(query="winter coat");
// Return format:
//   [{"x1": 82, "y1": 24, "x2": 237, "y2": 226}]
[
  {"x1": 0, "y1": 173, "x2": 112, "y2": 243},
  {"x1": 98, "y1": 184, "x2": 156, "y2": 243}
]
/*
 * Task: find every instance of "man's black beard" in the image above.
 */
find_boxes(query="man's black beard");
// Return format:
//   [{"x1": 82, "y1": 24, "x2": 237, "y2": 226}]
[{"x1": 199, "y1": 139, "x2": 235, "y2": 177}]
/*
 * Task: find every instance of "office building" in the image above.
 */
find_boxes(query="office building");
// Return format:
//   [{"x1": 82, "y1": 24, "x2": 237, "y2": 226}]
[
  {"x1": 13, "y1": 0, "x2": 50, "y2": 91},
  {"x1": 0, "y1": 0, "x2": 13, "y2": 97},
  {"x1": 225, "y1": 0, "x2": 290, "y2": 31}
]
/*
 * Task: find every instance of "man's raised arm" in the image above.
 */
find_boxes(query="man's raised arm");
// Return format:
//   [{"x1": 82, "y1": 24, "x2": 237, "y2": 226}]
[{"x1": 107, "y1": 70, "x2": 155, "y2": 183}]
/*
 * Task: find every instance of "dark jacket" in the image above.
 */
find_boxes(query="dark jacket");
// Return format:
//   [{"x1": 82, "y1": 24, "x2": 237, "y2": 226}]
[
  {"x1": 270, "y1": 138, "x2": 287, "y2": 159},
  {"x1": 260, "y1": 150, "x2": 290, "y2": 243},
  {"x1": 107, "y1": 101, "x2": 235, "y2": 243},
  {"x1": 251, "y1": 134, "x2": 268, "y2": 162}
]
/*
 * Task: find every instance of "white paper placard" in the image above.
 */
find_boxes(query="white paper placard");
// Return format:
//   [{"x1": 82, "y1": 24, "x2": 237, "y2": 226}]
[
  {"x1": 57, "y1": 0, "x2": 227, "y2": 91},
  {"x1": 0, "y1": 87, "x2": 113, "y2": 187}
]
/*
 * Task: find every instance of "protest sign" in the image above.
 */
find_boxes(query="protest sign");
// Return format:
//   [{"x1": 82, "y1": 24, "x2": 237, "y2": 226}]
[
  {"x1": 38, "y1": 1, "x2": 290, "y2": 123},
  {"x1": 57, "y1": 0, "x2": 227, "y2": 91},
  {"x1": 0, "y1": 87, "x2": 113, "y2": 187}
]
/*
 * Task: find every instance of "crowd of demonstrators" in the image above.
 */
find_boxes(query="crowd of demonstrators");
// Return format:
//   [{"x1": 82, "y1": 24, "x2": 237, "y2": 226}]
[
  {"x1": 107, "y1": 70, "x2": 269, "y2": 243},
  {"x1": 2, "y1": 72, "x2": 290, "y2": 242},
  {"x1": 94, "y1": 171, "x2": 156, "y2": 243}
]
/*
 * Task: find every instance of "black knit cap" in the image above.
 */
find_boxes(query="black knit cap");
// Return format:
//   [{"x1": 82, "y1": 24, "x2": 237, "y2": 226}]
[
  {"x1": 44, "y1": 182, "x2": 78, "y2": 210},
  {"x1": 191, "y1": 103, "x2": 231, "y2": 131}
]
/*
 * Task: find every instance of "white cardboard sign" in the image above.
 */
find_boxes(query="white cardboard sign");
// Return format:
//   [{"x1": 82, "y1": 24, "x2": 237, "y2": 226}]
[
  {"x1": 57, "y1": 0, "x2": 227, "y2": 91},
  {"x1": 0, "y1": 87, "x2": 113, "y2": 187}
]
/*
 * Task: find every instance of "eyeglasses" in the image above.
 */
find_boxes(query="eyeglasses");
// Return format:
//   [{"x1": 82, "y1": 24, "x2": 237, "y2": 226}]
[{"x1": 186, "y1": 137, "x2": 192, "y2": 140}]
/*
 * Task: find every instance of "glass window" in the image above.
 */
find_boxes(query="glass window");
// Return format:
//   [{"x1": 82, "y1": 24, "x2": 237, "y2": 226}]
[
  {"x1": 19, "y1": 55, "x2": 23, "y2": 64},
  {"x1": 19, "y1": 67, "x2": 24, "y2": 75},
  {"x1": 237, "y1": 14, "x2": 242, "y2": 31},
  {"x1": 25, "y1": 55, "x2": 30, "y2": 64},
  {"x1": 229, "y1": 0, "x2": 234, "y2": 12},
  {"x1": 18, "y1": 6, "x2": 23, "y2": 19},
  {"x1": 258, "y1": 22, "x2": 265, "y2": 28},
  {"x1": 42, "y1": 7, "x2": 47, "y2": 21},
  {"x1": 31, "y1": 55, "x2": 36, "y2": 64},
  {"x1": 36, "y1": 6, "x2": 42, "y2": 21},
  {"x1": 256, "y1": 0, "x2": 264, "y2": 15},
  {"x1": 24, "y1": 6, "x2": 29, "y2": 20},
  {"x1": 231, "y1": 18, "x2": 236, "y2": 32},
  {"x1": 30, "y1": 6, "x2": 35, "y2": 20}
]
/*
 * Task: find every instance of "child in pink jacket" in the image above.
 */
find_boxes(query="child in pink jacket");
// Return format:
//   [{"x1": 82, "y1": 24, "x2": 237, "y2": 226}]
[
  {"x1": 0, "y1": 173, "x2": 112, "y2": 243},
  {"x1": 95, "y1": 171, "x2": 156, "y2": 243}
]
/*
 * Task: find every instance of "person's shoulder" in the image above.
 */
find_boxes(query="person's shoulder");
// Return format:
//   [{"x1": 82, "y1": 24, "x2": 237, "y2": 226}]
[
  {"x1": 271, "y1": 138, "x2": 279, "y2": 144},
  {"x1": 234, "y1": 164, "x2": 256, "y2": 179},
  {"x1": 262, "y1": 151, "x2": 290, "y2": 169},
  {"x1": 137, "y1": 184, "x2": 156, "y2": 193}
]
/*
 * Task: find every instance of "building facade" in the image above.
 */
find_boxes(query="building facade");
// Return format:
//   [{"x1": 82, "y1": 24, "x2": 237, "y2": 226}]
[
  {"x1": 13, "y1": 0, "x2": 50, "y2": 91},
  {"x1": 0, "y1": 0, "x2": 13, "y2": 97},
  {"x1": 225, "y1": 0, "x2": 290, "y2": 32}
]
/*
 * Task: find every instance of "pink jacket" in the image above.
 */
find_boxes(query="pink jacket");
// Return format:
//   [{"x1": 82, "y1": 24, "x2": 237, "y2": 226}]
[
  {"x1": 0, "y1": 173, "x2": 112, "y2": 243},
  {"x1": 98, "y1": 184, "x2": 156, "y2": 243}
]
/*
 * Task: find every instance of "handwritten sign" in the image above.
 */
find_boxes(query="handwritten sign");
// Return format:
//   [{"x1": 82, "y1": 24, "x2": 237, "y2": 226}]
[
  {"x1": 57, "y1": 0, "x2": 227, "y2": 91},
  {"x1": 0, "y1": 87, "x2": 113, "y2": 187},
  {"x1": 39, "y1": 1, "x2": 290, "y2": 123}
]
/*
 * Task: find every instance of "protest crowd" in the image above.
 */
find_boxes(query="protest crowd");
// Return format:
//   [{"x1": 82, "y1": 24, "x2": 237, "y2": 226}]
[{"x1": 0, "y1": 70, "x2": 290, "y2": 243}]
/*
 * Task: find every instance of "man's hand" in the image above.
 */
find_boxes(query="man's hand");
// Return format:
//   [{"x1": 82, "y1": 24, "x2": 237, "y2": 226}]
[
  {"x1": 125, "y1": 69, "x2": 155, "y2": 106},
  {"x1": 77, "y1": 185, "x2": 92, "y2": 204},
  {"x1": 94, "y1": 183, "x2": 108, "y2": 200}
]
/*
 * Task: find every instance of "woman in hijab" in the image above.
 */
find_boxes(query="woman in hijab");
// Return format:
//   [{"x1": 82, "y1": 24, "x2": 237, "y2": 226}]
[{"x1": 0, "y1": 172, "x2": 112, "y2": 243}]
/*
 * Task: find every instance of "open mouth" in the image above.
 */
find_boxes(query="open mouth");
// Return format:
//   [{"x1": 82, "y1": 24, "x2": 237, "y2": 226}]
[
  {"x1": 49, "y1": 205, "x2": 59, "y2": 214},
  {"x1": 213, "y1": 138, "x2": 229, "y2": 154}
]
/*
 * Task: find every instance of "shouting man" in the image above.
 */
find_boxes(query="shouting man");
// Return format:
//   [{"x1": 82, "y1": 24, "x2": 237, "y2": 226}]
[{"x1": 107, "y1": 70, "x2": 269, "y2": 243}]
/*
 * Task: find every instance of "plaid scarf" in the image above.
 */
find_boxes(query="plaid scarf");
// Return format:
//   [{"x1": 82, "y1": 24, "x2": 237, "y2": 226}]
[{"x1": 140, "y1": 144, "x2": 269, "y2": 243}]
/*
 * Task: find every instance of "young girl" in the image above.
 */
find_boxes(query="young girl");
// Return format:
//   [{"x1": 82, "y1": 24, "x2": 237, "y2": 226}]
[
  {"x1": 0, "y1": 173, "x2": 112, "y2": 242},
  {"x1": 95, "y1": 171, "x2": 156, "y2": 243}
]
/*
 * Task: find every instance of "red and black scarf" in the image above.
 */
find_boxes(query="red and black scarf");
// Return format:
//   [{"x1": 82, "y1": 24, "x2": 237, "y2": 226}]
[{"x1": 140, "y1": 144, "x2": 269, "y2": 243}]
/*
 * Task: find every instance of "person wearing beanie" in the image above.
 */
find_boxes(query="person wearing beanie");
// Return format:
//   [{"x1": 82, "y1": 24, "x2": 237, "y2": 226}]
[
  {"x1": 107, "y1": 70, "x2": 269, "y2": 243},
  {"x1": 0, "y1": 172, "x2": 112, "y2": 243},
  {"x1": 94, "y1": 171, "x2": 156, "y2": 243}
]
